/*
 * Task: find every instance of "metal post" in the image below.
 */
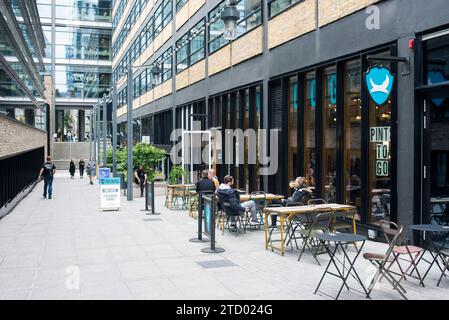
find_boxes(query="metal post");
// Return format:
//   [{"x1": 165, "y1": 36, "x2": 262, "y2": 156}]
[
  {"x1": 96, "y1": 100, "x2": 101, "y2": 165},
  {"x1": 102, "y1": 94, "x2": 107, "y2": 167},
  {"x1": 112, "y1": 83, "x2": 117, "y2": 176},
  {"x1": 89, "y1": 110, "x2": 92, "y2": 160},
  {"x1": 126, "y1": 63, "x2": 133, "y2": 201},
  {"x1": 93, "y1": 106, "x2": 97, "y2": 162}
]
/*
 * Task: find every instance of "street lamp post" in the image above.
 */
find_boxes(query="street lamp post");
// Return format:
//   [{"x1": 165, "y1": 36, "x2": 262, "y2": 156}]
[
  {"x1": 96, "y1": 100, "x2": 101, "y2": 165},
  {"x1": 112, "y1": 83, "x2": 118, "y2": 176},
  {"x1": 126, "y1": 60, "x2": 133, "y2": 201},
  {"x1": 102, "y1": 94, "x2": 107, "y2": 168},
  {"x1": 93, "y1": 105, "x2": 97, "y2": 162}
]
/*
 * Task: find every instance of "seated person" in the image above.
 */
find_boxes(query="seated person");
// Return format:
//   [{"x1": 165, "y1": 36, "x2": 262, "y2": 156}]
[
  {"x1": 270, "y1": 177, "x2": 313, "y2": 228},
  {"x1": 283, "y1": 176, "x2": 313, "y2": 205},
  {"x1": 217, "y1": 175, "x2": 258, "y2": 226},
  {"x1": 196, "y1": 170, "x2": 216, "y2": 193}
]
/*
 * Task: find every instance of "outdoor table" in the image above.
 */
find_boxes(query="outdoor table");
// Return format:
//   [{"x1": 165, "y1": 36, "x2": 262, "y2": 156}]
[
  {"x1": 410, "y1": 224, "x2": 449, "y2": 285},
  {"x1": 314, "y1": 233, "x2": 368, "y2": 300},
  {"x1": 263, "y1": 204, "x2": 357, "y2": 256},
  {"x1": 165, "y1": 184, "x2": 195, "y2": 209},
  {"x1": 239, "y1": 193, "x2": 284, "y2": 202}
]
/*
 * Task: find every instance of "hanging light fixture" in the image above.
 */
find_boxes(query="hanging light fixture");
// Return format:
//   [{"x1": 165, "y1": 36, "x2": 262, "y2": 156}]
[{"x1": 221, "y1": 0, "x2": 239, "y2": 41}]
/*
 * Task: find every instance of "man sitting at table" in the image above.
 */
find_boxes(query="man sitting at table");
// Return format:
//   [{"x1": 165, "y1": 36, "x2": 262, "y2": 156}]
[
  {"x1": 196, "y1": 170, "x2": 216, "y2": 193},
  {"x1": 218, "y1": 175, "x2": 258, "y2": 226}
]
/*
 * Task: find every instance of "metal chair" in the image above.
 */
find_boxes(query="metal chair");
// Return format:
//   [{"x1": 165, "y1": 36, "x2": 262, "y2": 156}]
[
  {"x1": 219, "y1": 198, "x2": 246, "y2": 236},
  {"x1": 437, "y1": 249, "x2": 449, "y2": 287},
  {"x1": 308, "y1": 198, "x2": 327, "y2": 205},
  {"x1": 249, "y1": 191, "x2": 267, "y2": 229},
  {"x1": 379, "y1": 220, "x2": 425, "y2": 287},
  {"x1": 297, "y1": 210, "x2": 334, "y2": 265},
  {"x1": 363, "y1": 222, "x2": 408, "y2": 300},
  {"x1": 284, "y1": 202, "x2": 307, "y2": 250}
]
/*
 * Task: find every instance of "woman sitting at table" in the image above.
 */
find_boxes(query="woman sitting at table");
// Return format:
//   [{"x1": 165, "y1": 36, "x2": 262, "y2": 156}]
[{"x1": 270, "y1": 177, "x2": 313, "y2": 228}]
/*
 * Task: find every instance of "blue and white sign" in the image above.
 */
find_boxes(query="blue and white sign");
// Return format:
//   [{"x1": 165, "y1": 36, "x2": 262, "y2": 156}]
[
  {"x1": 365, "y1": 65, "x2": 394, "y2": 106},
  {"x1": 99, "y1": 167, "x2": 111, "y2": 179},
  {"x1": 99, "y1": 177, "x2": 121, "y2": 211}
]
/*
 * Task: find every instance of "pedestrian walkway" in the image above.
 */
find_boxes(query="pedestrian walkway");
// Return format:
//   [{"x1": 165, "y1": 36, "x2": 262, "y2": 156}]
[{"x1": 0, "y1": 173, "x2": 448, "y2": 300}]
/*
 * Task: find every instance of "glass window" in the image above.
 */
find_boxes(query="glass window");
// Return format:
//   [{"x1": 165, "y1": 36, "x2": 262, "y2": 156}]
[
  {"x1": 176, "y1": 34, "x2": 189, "y2": 73},
  {"x1": 322, "y1": 66, "x2": 337, "y2": 203},
  {"x1": 176, "y1": 0, "x2": 188, "y2": 11},
  {"x1": 236, "y1": 0, "x2": 262, "y2": 37},
  {"x1": 208, "y1": 2, "x2": 229, "y2": 53},
  {"x1": 269, "y1": 0, "x2": 301, "y2": 17},
  {"x1": 304, "y1": 72, "x2": 316, "y2": 187},
  {"x1": 343, "y1": 59, "x2": 362, "y2": 220},
  {"x1": 288, "y1": 76, "x2": 298, "y2": 182},
  {"x1": 368, "y1": 53, "x2": 392, "y2": 225},
  {"x1": 190, "y1": 20, "x2": 205, "y2": 65}
]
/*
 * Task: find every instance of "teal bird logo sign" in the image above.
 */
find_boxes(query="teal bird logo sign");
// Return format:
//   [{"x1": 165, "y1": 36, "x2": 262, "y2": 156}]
[{"x1": 365, "y1": 65, "x2": 394, "y2": 106}]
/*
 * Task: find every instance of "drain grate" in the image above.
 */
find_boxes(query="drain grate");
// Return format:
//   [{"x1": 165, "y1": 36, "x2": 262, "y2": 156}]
[{"x1": 196, "y1": 259, "x2": 237, "y2": 269}]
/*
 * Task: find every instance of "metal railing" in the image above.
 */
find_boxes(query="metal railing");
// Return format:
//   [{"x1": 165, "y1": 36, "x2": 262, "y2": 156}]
[{"x1": 0, "y1": 147, "x2": 44, "y2": 209}]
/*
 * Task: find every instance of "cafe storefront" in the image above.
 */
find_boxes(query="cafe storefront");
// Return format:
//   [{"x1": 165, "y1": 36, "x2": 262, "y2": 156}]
[{"x1": 268, "y1": 44, "x2": 397, "y2": 231}]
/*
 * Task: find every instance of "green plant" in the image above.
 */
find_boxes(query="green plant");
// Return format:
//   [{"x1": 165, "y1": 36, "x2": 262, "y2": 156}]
[
  {"x1": 106, "y1": 143, "x2": 166, "y2": 181},
  {"x1": 168, "y1": 165, "x2": 189, "y2": 184}
]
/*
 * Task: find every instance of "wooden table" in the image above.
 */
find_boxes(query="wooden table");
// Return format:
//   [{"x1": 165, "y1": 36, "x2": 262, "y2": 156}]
[
  {"x1": 239, "y1": 193, "x2": 284, "y2": 202},
  {"x1": 165, "y1": 184, "x2": 195, "y2": 209},
  {"x1": 263, "y1": 204, "x2": 357, "y2": 256}
]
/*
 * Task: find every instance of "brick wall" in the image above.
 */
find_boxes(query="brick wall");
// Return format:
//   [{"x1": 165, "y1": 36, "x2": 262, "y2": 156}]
[
  {"x1": 0, "y1": 115, "x2": 47, "y2": 159},
  {"x1": 318, "y1": 0, "x2": 381, "y2": 27}
]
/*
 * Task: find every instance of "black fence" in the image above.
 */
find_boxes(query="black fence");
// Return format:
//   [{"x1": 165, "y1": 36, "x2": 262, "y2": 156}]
[{"x1": 0, "y1": 147, "x2": 44, "y2": 208}]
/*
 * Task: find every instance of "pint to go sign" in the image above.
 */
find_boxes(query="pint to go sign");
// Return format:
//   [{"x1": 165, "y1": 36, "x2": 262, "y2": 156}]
[{"x1": 371, "y1": 127, "x2": 390, "y2": 177}]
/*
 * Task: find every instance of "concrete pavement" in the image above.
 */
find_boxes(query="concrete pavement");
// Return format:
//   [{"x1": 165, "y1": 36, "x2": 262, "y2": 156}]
[{"x1": 0, "y1": 172, "x2": 448, "y2": 300}]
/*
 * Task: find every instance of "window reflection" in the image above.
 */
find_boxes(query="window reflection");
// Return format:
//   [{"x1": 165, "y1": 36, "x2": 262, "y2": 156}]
[
  {"x1": 304, "y1": 72, "x2": 316, "y2": 187},
  {"x1": 344, "y1": 59, "x2": 362, "y2": 220},
  {"x1": 323, "y1": 66, "x2": 337, "y2": 203}
]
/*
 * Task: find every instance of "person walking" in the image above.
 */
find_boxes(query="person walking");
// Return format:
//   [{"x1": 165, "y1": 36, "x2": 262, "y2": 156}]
[
  {"x1": 79, "y1": 159, "x2": 85, "y2": 179},
  {"x1": 38, "y1": 156, "x2": 56, "y2": 199},
  {"x1": 134, "y1": 165, "x2": 147, "y2": 197},
  {"x1": 69, "y1": 160, "x2": 76, "y2": 179},
  {"x1": 86, "y1": 158, "x2": 97, "y2": 185}
]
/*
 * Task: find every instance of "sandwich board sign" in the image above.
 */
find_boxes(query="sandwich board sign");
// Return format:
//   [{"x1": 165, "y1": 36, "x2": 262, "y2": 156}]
[{"x1": 99, "y1": 177, "x2": 121, "y2": 211}]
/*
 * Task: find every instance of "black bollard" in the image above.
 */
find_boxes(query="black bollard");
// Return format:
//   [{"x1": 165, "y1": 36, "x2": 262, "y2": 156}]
[
  {"x1": 201, "y1": 194, "x2": 225, "y2": 253},
  {"x1": 143, "y1": 180, "x2": 160, "y2": 215},
  {"x1": 189, "y1": 192, "x2": 209, "y2": 243}
]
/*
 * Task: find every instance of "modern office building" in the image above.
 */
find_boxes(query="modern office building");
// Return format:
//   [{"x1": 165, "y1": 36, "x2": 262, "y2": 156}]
[
  {"x1": 36, "y1": 0, "x2": 112, "y2": 168},
  {"x1": 0, "y1": 0, "x2": 49, "y2": 214},
  {"x1": 112, "y1": 0, "x2": 449, "y2": 239}
]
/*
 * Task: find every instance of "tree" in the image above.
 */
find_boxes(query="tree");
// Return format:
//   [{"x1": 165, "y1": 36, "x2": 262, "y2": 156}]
[{"x1": 106, "y1": 143, "x2": 166, "y2": 181}]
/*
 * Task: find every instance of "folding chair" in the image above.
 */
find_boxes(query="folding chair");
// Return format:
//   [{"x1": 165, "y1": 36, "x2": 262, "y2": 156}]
[
  {"x1": 297, "y1": 210, "x2": 334, "y2": 265},
  {"x1": 437, "y1": 249, "x2": 449, "y2": 287},
  {"x1": 220, "y1": 200, "x2": 246, "y2": 236},
  {"x1": 284, "y1": 202, "x2": 307, "y2": 250},
  {"x1": 379, "y1": 220, "x2": 425, "y2": 287},
  {"x1": 363, "y1": 222, "x2": 408, "y2": 300},
  {"x1": 308, "y1": 198, "x2": 327, "y2": 205}
]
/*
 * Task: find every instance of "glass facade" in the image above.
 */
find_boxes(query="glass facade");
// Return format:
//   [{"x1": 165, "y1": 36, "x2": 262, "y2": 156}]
[
  {"x1": 0, "y1": 0, "x2": 48, "y2": 130},
  {"x1": 54, "y1": 26, "x2": 111, "y2": 61}
]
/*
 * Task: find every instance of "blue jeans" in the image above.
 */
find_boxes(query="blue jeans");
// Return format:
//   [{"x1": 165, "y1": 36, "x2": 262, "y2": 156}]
[{"x1": 43, "y1": 176, "x2": 53, "y2": 197}]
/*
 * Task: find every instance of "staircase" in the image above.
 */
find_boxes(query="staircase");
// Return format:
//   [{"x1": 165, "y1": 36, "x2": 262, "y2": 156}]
[{"x1": 53, "y1": 142, "x2": 90, "y2": 170}]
